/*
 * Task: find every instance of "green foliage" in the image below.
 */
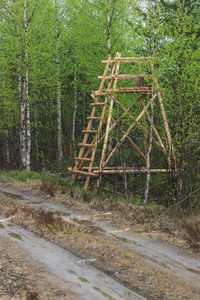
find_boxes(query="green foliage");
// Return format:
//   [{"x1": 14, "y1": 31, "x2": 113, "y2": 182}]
[{"x1": 0, "y1": 0, "x2": 199, "y2": 205}]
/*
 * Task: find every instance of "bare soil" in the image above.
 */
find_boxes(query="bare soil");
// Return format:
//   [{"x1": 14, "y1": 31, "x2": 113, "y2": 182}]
[
  {"x1": 0, "y1": 235, "x2": 78, "y2": 300},
  {"x1": 0, "y1": 181, "x2": 200, "y2": 300}
]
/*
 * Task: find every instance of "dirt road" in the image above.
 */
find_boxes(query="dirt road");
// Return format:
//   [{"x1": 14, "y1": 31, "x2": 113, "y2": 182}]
[
  {"x1": 0, "y1": 219, "x2": 143, "y2": 300},
  {"x1": 0, "y1": 184, "x2": 200, "y2": 299}
]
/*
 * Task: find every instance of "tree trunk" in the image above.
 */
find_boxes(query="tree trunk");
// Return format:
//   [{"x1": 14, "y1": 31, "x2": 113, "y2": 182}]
[
  {"x1": 144, "y1": 93, "x2": 155, "y2": 204},
  {"x1": 72, "y1": 64, "x2": 77, "y2": 155},
  {"x1": 20, "y1": 0, "x2": 31, "y2": 170},
  {"x1": 26, "y1": 101, "x2": 31, "y2": 170},
  {"x1": 106, "y1": 0, "x2": 111, "y2": 56},
  {"x1": 55, "y1": 4, "x2": 63, "y2": 162}
]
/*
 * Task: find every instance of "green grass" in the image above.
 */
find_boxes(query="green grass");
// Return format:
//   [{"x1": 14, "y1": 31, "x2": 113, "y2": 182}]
[
  {"x1": 0, "y1": 170, "x2": 44, "y2": 182},
  {"x1": 0, "y1": 170, "x2": 71, "y2": 194}
]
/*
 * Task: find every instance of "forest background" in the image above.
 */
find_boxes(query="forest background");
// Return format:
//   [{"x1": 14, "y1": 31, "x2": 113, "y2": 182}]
[{"x1": 0, "y1": 0, "x2": 199, "y2": 206}]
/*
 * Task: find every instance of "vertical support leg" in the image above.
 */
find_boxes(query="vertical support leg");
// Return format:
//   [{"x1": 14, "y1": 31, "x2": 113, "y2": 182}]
[
  {"x1": 71, "y1": 56, "x2": 111, "y2": 186},
  {"x1": 97, "y1": 52, "x2": 121, "y2": 187}
]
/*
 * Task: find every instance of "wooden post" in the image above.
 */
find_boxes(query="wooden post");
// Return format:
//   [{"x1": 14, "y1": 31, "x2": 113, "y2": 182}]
[
  {"x1": 111, "y1": 96, "x2": 167, "y2": 154},
  {"x1": 97, "y1": 52, "x2": 121, "y2": 187},
  {"x1": 71, "y1": 53, "x2": 176, "y2": 190},
  {"x1": 71, "y1": 56, "x2": 111, "y2": 185},
  {"x1": 144, "y1": 89, "x2": 155, "y2": 204},
  {"x1": 105, "y1": 95, "x2": 156, "y2": 166}
]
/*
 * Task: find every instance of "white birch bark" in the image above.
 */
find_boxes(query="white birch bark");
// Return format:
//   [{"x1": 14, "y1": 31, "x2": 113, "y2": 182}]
[
  {"x1": 21, "y1": 0, "x2": 31, "y2": 170},
  {"x1": 106, "y1": 0, "x2": 111, "y2": 56},
  {"x1": 72, "y1": 64, "x2": 77, "y2": 154},
  {"x1": 144, "y1": 93, "x2": 155, "y2": 204},
  {"x1": 55, "y1": 3, "x2": 63, "y2": 162},
  {"x1": 26, "y1": 100, "x2": 31, "y2": 170},
  {"x1": 20, "y1": 99, "x2": 27, "y2": 169}
]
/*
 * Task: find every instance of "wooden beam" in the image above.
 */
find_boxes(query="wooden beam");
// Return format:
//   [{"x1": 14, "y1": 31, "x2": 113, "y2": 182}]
[
  {"x1": 74, "y1": 157, "x2": 92, "y2": 162},
  {"x1": 111, "y1": 117, "x2": 146, "y2": 160},
  {"x1": 140, "y1": 102, "x2": 166, "y2": 152},
  {"x1": 105, "y1": 95, "x2": 156, "y2": 165},
  {"x1": 81, "y1": 167, "x2": 170, "y2": 174},
  {"x1": 115, "y1": 87, "x2": 152, "y2": 93},
  {"x1": 69, "y1": 166, "x2": 170, "y2": 174},
  {"x1": 94, "y1": 169, "x2": 170, "y2": 174},
  {"x1": 78, "y1": 143, "x2": 97, "y2": 148},
  {"x1": 112, "y1": 96, "x2": 167, "y2": 154},
  {"x1": 156, "y1": 86, "x2": 176, "y2": 168},
  {"x1": 84, "y1": 55, "x2": 119, "y2": 189},
  {"x1": 79, "y1": 96, "x2": 144, "y2": 164},
  {"x1": 90, "y1": 102, "x2": 106, "y2": 106},
  {"x1": 97, "y1": 52, "x2": 121, "y2": 187},
  {"x1": 73, "y1": 170, "x2": 97, "y2": 177},
  {"x1": 98, "y1": 74, "x2": 161, "y2": 80},
  {"x1": 102, "y1": 57, "x2": 157, "y2": 64},
  {"x1": 71, "y1": 56, "x2": 112, "y2": 185},
  {"x1": 82, "y1": 130, "x2": 97, "y2": 133}
]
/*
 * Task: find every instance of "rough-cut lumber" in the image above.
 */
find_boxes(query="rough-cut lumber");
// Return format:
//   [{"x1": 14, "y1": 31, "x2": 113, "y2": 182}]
[
  {"x1": 111, "y1": 117, "x2": 146, "y2": 160},
  {"x1": 140, "y1": 102, "x2": 166, "y2": 152},
  {"x1": 78, "y1": 143, "x2": 97, "y2": 148},
  {"x1": 97, "y1": 95, "x2": 144, "y2": 144},
  {"x1": 69, "y1": 166, "x2": 170, "y2": 174},
  {"x1": 87, "y1": 116, "x2": 102, "y2": 120},
  {"x1": 71, "y1": 56, "x2": 112, "y2": 185},
  {"x1": 97, "y1": 52, "x2": 121, "y2": 187},
  {"x1": 98, "y1": 74, "x2": 161, "y2": 80},
  {"x1": 80, "y1": 60, "x2": 118, "y2": 186},
  {"x1": 102, "y1": 57, "x2": 157, "y2": 64},
  {"x1": 84, "y1": 56, "x2": 118, "y2": 189},
  {"x1": 82, "y1": 167, "x2": 170, "y2": 174},
  {"x1": 93, "y1": 87, "x2": 152, "y2": 96},
  {"x1": 82, "y1": 130, "x2": 97, "y2": 133},
  {"x1": 73, "y1": 170, "x2": 97, "y2": 177},
  {"x1": 72, "y1": 52, "x2": 175, "y2": 189},
  {"x1": 105, "y1": 95, "x2": 156, "y2": 165},
  {"x1": 74, "y1": 157, "x2": 92, "y2": 162},
  {"x1": 95, "y1": 169, "x2": 170, "y2": 174},
  {"x1": 115, "y1": 87, "x2": 152, "y2": 93},
  {"x1": 90, "y1": 102, "x2": 106, "y2": 106},
  {"x1": 92, "y1": 91, "x2": 111, "y2": 97},
  {"x1": 111, "y1": 96, "x2": 167, "y2": 155}
]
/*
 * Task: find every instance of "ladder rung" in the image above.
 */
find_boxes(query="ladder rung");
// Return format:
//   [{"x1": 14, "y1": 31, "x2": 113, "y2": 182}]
[
  {"x1": 82, "y1": 130, "x2": 97, "y2": 133},
  {"x1": 73, "y1": 170, "x2": 97, "y2": 177},
  {"x1": 78, "y1": 143, "x2": 97, "y2": 148},
  {"x1": 90, "y1": 102, "x2": 106, "y2": 106},
  {"x1": 74, "y1": 157, "x2": 93, "y2": 162},
  {"x1": 87, "y1": 117, "x2": 102, "y2": 120},
  {"x1": 92, "y1": 92, "x2": 108, "y2": 96},
  {"x1": 102, "y1": 57, "x2": 156, "y2": 64}
]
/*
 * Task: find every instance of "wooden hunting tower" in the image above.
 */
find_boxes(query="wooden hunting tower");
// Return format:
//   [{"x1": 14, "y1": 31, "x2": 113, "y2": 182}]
[{"x1": 71, "y1": 52, "x2": 176, "y2": 188}]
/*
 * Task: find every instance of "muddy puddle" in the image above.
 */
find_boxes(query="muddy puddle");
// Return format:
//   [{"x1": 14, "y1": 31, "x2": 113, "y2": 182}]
[
  {"x1": 0, "y1": 218, "x2": 144, "y2": 300},
  {"x1": 0, "y1": 186, "x2": 200, "y2": 287}
]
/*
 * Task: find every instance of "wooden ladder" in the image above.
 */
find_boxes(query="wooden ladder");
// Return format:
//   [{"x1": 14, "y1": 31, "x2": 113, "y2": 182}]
[{"x1": 71, "y1": 53, "x2": 121, "y2": 188}]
